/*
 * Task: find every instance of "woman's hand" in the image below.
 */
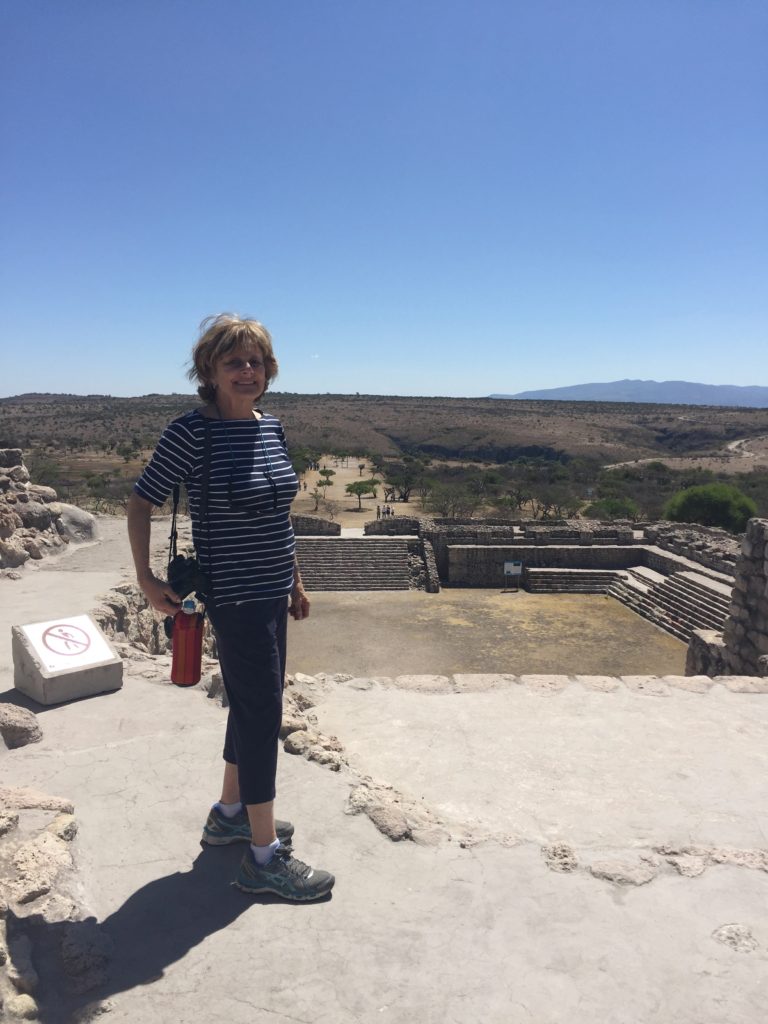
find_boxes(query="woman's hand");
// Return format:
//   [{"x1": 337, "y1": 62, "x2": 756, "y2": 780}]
[
  {"x1": 138, "y1": 572, "x2": 183, "y2": 616},
  {"x1": 289, "y1": 585, "x2": 310, "y2": 621}
]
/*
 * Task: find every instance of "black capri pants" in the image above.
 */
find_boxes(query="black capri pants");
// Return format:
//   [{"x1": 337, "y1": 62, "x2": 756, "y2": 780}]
[{"x1": 207, "y1": 597, "x2": 288, "y2": 805}]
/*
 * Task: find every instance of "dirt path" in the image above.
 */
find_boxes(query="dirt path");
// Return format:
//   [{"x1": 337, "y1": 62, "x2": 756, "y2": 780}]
[
  {"x1": 605, "y1": 434, "x2": 768, "y2": 475},
  {"x1": 291, "y1": 455, "x2": 423, "y2": 527}
]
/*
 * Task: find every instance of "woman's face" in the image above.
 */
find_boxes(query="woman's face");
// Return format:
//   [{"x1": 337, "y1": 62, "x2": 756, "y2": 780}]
[{"x1": 210, "y1": 345, "x2": 267, "y2": 405}]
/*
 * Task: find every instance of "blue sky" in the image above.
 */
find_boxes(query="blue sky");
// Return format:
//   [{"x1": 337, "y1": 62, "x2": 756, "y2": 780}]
[{"x1": 2, "y1": 0, "x2": 766, "y2": 398}]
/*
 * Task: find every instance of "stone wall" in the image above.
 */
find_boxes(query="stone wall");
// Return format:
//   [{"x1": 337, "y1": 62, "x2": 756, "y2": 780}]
[
  {"x1": 644, "y1": 522, "x2": 740, "y2": 576},
  {"x1": 448, "y1": 545, "x2": 644, "y2": 586},
  {"x1": 0, "y1": 449, "x2": 96, "y2": 571},
  {"x1": 365, "y1": 517, "x2": 421, "y2": 536},
  {"x1": 447, "y1": 543, "x2": 732, "y2": 589},
  {"x1": 291, "y1": 513, "x2": 340, "y2": 536},
  {"x1": 424, "y1": 521, "x2": 640, "y2": 580},
  {"x1": 421, "y1": 539, "x2": 440, "y2": 594},
  {"x1": 720, "y1": 518, "x2": 768, "y2": 677}
]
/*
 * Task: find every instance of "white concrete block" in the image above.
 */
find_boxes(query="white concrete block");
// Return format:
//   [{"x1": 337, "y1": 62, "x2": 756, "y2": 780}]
[{"x1": 12, "y1": 613, "x2": 123, "y2": 705}]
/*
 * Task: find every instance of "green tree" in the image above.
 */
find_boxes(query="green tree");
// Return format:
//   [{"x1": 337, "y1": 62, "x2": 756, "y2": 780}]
[
  {"x1": 345, "y1": 479, "x2": 379, "y2": 510},
  {"x1": 583, "y1": 496, "x2": 640, "y2": 520},
  {"x1": 664, "y1": 483, "x2": 757, "y2": 533}
]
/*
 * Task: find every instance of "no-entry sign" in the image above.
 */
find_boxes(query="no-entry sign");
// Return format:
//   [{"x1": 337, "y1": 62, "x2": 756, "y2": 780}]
[{"x1": 18, "y1": 614, "x2": 116, "y2": 674}]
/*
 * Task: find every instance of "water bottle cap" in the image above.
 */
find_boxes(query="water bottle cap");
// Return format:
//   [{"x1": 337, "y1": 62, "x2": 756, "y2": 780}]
[{"x1": 182, "y1": 598, "x2": 197, "y2": 613}]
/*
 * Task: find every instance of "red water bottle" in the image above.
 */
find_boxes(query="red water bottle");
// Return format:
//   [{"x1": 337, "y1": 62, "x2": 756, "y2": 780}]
[{"x1": 171, "y1": 598, "x2": 204, "y2": 686}]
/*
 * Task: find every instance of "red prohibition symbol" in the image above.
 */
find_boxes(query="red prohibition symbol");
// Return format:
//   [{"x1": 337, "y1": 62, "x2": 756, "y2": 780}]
[{"x1": 42, "y1": 624, "x2": 91, "y2": 656}]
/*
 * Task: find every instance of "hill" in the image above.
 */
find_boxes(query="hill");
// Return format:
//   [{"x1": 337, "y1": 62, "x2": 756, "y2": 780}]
[
  {"x1": 493, "y1": 380, "x2": 768, "y2": 407},
  {"x1": 2, "y1": 391, "x2": 768, "y2": 464}
]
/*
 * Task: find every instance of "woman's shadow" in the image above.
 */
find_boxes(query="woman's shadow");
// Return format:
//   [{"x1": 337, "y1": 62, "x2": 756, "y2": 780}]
[{"x1": 18, "y1": 842, "x2": 326, "y2": 1023}]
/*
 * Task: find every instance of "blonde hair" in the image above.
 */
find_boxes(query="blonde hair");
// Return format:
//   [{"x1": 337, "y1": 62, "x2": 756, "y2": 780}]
[{"x1": 188, "y1": 314, "x2": 279, "y2": 403}]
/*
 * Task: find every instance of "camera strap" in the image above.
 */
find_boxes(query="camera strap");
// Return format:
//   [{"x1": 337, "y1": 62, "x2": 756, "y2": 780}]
[{"x1": 168, "y1": 416, "x2": 213, "y2": 583}]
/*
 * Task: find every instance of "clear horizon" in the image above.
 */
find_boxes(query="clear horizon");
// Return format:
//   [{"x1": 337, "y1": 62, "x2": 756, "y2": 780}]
[{"x1": 2, "y1": 1, "x2": 766, "y2": 398}]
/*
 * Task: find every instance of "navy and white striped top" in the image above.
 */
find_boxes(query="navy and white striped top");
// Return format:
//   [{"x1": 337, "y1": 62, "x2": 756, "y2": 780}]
[{"x1": 134, "y1": 409, "x2": 299, "y2": 607}]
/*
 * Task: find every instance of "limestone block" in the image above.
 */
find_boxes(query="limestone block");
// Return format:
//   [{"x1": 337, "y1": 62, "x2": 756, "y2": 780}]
[
  {"x1": 719, "y1": 676, "x2": 768, "y2": 693},
  {"x1": 60, "y1": 917, "x2": 113, "y2": 991},
  {"x1": 0, "y1": 810, "x2": 20, "y2": 836},
  {"x1": 623, "y1": 676, "x2": 670, "y2": 696},
  {"x1": 16, "y1": 501, "x2": 51, "y2": 531},
  {"x1": 452, "y1": 673, "x2": 517, "y2": 692},
  {"x1": 0, "y1": 504, "x2": 22, "y2": 539},
  {"x1": 667, "y1": 854, "x2": 707, "y2": 877},
  {"x1": 0, "y1": 786, "x2": 73, "y2": 812},
  {"x1": 47, "y1": 813, "x2": 78, "y2": 841},
  {"x1": 712, "y1": 923, "x2": 759, "y2": 953},
  {"x1": 542, "y1": 842, "x2": 578, "y2": 872},
  {"x1": 54, "y1": 503, "x2": 97, "y2": 542},
  {"x1": 0, "y1": 448, "x2": 23, "y2": 467},
  {"x1": 12, "y1": 831, "x2": 73, "y2": 903},
  {"x1": 589, "y1": 858, "x2": 657, "y2": 886},
  {"x1": 574, "y1": 675, "x2": 620, "y2": 692},
  {"x1": 27, "y1": 484, "x2": 58, "y2": 503},
  {"x1": 5, "y1": 993, "x2": 39, "y2": 1019},
  {"x1": 665, "y1": 673, "x2": 712, "y2": 692},
  {"x1": 279, "y1": 715, "x2": 306, "y2": 739},
  {"x1": 519, "y1": 674, "x2": 569, "y2": 693},
  {"x1": 393, "y1": 674, "x2": 452, "y2": 693},
  {"x1": 12, "y1": 614, "x2": 122, "y2": 705},
  {"x1": 0, "y1": 705, "x2": 43, "y2": 748},
  {"x1": 9, "y1": 465, "x2": 30, "y2": 483},
  {"x1": 283, "y1": 730, "x2": 319, "y2": 755},
  {"x1": 366, "y1": 802, "x2": 411, "y2": 841},
  {"x1": 292, "y1": 672, "x2": 318, "y2": 685},
  {"x1": 0, "y1": 537, "x2": 30, "y2": 568},
  {"x1": 7, "y1": 933, "x2": 38, "y2": 993},
  {"x1": 21, "y1": 538, "x2": 43, "y2": 560}
]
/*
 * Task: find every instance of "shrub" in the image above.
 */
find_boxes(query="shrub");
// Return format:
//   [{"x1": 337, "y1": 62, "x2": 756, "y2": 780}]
[
  {"x1": 582, "y1": 496, "x2": 640, "y2": 520},
  {"x1": 663, "y1": 483, "x2": 757, "y2": 533}
]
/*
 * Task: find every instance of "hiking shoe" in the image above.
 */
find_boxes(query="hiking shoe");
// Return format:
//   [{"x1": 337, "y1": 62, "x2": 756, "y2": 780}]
[
  {"x1": 201, "y1": 806, "x2": 294, "y2": 848},
  {"x1": 234, "y1": 845, "x2": 335, "y2": 901}
]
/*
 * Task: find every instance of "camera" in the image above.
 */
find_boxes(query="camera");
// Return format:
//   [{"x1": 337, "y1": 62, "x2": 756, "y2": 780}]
[{"x1": 168, "y1": 554, "x2": 210, "y2": 599}]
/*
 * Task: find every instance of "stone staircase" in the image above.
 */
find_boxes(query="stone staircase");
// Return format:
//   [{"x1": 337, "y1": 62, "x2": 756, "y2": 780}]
[
  {"x1": 296, "y1": 537, "x2": 412, "y2": 591},
  {"x1": 525, "y1": 569, "x2": 622, "y2": 594},
  {"x1": 608, "y1": 568, "x2": 732, "y2": 643},
  {"x1": 524, "y1": 566, "x2": 733, "y2": 643}
]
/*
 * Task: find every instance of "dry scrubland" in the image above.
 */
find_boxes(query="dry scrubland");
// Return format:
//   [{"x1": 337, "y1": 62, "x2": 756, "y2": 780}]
[
  {"x1": 3, "y1": 392, "x2": 768, "y2": 461},
  {"x1": 1, "y1": 393, "x2": 767, "y2": 515}
]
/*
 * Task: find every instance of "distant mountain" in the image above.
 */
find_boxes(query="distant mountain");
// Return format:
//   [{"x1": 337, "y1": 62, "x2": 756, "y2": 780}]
[{"x1": 491, "y1": 379, "x2": 768, "y2": 408}]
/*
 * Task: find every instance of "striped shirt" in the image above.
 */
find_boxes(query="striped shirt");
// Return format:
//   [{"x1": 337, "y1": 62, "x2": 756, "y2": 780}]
[{"x1": 134, "y1": 409, "x2": 299, "y2": 607}]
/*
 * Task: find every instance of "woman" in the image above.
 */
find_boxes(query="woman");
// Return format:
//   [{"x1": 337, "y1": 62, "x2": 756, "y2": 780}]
[{"x1": 127, "y1": 314, "x2": 334, "y2": 901}]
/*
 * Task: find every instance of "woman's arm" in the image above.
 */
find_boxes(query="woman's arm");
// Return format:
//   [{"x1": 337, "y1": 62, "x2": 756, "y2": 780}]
[
  {"x1": 126, "y1": 492, "x2": 183, "y2": 615},
  {"x1": 289, "y1": 555, "x2": 310, "y2": 621}
]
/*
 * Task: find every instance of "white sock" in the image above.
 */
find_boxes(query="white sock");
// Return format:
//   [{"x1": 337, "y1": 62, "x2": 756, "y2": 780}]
[
  {"x1": 251, "y1": 838, "x2": 281, "y2": 866},
  {"x1": 215, "y1": 801, "x2": 242, "y2": 819}
]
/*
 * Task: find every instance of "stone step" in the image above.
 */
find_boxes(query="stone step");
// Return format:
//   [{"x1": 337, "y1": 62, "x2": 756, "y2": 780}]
[
  {"x1": 659, "y1": 585, "x2": 730, "y2": 626},
  {"x1": 663, "y1": 576, "x2": 731, "y2": 617},
  {"x1": 296, "y1": 537, "x2": 413, "y2": 592}
]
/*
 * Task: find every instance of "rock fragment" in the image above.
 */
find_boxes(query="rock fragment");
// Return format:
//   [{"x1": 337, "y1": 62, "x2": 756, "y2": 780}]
[
  {"x1": 589, "y1": 858, "x2": 658, "y2": 886},
  {"x1": 712, "y1": 923, "x2": 759, "y2": 953},
  {"x1": 12, "y1": 832, "x2": 73, "y2": 904},
  {"x1": 61, "y1": 918, "x2": 113, "y2": 992},
  {"x1": 0, "y1": 706, "x2": 43, "y2": 749},
  {"x1": 543, "y1": 842, "x2": 578, "y2": 873}
]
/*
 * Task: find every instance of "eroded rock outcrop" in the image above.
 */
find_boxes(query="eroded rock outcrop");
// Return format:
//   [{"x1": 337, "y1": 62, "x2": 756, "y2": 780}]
[{"x1": 0, "y1": 449, "x2": 97, "y2": 572}]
